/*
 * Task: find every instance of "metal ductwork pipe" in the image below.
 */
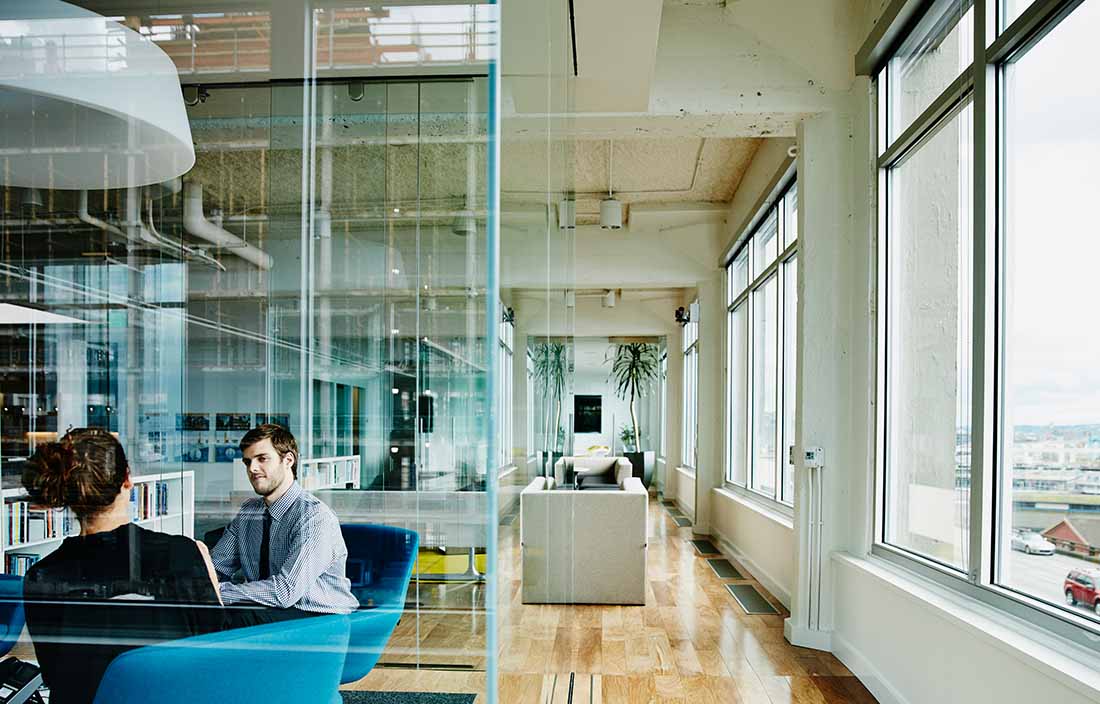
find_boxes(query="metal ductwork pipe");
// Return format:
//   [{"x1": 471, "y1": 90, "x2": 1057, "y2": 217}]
[{"x1": 182, "y1": 181, "x2": 273, "y2": 270}]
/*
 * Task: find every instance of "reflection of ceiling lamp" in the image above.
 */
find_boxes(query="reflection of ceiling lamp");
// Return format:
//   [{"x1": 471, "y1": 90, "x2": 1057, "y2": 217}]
[
  {"x1": 558, "y1": 198, "x2": 576, "y2": 230},
  {"x1": 600, "y1": 140, "x2": 623, "y2": 230},
  {"x1": 451, "y1": 201, "x2": 476, "y2": 237},
  {"x1": 0, "y1": 1, "x2": 195, "y2": 189}
]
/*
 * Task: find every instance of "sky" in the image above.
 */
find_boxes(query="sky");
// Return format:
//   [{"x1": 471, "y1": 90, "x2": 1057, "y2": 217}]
[{"x1": 1002, "y1": 0, "x2": 1100, "y2": 426}]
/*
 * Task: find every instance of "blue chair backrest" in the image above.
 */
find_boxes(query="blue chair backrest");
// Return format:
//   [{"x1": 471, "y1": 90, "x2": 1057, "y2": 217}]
[
  {"x1": 0, "y1": 575, "x2": 24, "y2": 659},
  {"x1": 92, "y1": 613, "x2": 351, "y2": 704},
  {"x1": 340, "y1": 524, "x2": 418, "y2": 610},
  {"x1": 339, "y1": 524, "x2": 418, "y2": 683}
]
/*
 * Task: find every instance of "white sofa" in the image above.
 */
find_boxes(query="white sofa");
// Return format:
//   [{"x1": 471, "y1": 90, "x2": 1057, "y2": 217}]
[
  {"x1": 552, "y1": 455, "x2": 633, "y2": 488},
  {"x1": 520, "y1": 475, "x2": 648, "y2": 605}
]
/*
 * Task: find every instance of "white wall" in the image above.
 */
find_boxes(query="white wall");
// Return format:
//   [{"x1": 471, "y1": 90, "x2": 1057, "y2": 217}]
[
  {"x1": 673, "y1": 465, "x2": 696, "y2": 518},
  {"x1": 711, "y1": 488, "x2": 795, "y2": 608}
]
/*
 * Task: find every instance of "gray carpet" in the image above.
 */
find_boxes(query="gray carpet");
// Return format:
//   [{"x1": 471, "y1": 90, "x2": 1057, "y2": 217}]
[{"x1": 341, "y1": 693, "x2": 476, "y2": 704}]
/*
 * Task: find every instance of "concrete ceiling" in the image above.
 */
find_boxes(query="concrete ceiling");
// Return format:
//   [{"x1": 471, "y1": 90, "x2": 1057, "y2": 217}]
[{"x1": 502, "y1": 137, "x2": 760, "y2": 224}]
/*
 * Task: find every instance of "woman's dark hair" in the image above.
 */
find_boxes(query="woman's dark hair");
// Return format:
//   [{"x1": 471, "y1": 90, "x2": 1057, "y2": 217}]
[{"x1": 23, "y1": 428, "x2": 129, "y2": 520}]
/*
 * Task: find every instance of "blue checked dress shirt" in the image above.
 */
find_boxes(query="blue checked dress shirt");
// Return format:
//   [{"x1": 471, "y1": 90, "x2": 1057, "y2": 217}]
[{"x1": 210, "y1": 481, "x2": 358, "y2": 613}]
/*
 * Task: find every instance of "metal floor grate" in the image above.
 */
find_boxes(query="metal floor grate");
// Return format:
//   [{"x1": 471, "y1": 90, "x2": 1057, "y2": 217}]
[
  {"x1": 707, "y1": 558, "x2": 744, "y2": 580},
  {"x1": 689, "y1": 539, "x2": 719, "y2": 555},
  {"x1": 726, "y1": 583, "x2": 778, "y2": 615}
]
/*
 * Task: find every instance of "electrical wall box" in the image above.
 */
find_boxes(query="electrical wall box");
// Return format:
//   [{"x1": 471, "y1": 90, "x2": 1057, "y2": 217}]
[{"x1": 804, "y1": 447, "x2": 824, "y2": 468}]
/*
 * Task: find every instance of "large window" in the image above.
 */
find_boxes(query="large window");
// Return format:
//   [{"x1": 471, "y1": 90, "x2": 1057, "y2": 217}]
[
  {"x1": 875, "y1": 0, "x2": 1100, "y2": 645},
  {"x1": 681, "y1": 309, "x2": 699, "y2": 469},
  {"x1": 497, "y1": 312, "x2": 514, "y2": 468},
  {"x1": 726, "y1": 181, "x2": 798, "y2": 506}
]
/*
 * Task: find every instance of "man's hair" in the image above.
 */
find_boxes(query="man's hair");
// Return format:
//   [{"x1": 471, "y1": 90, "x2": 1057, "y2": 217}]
[{"x1": 239, "y1": 424, "x2": 299, "y2": 478}]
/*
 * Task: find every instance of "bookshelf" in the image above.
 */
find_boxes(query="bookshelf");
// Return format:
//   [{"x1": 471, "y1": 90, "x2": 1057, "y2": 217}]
[
  {"x1": 1, "y1": 471, "x2": 195, "y2": 575},
  {"x1": 298, "y1": 455, "x2": 360, "y2": 492}
]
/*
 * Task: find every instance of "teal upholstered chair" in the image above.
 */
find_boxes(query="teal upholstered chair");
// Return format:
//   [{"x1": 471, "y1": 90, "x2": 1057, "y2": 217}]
[
  {"x1": 0, "y1": 575, "x2": 24, "y2": 659},
  {"x1": 339, "y1": 524, "x2": 418, "y2": 684},
  {"x1": 91, "y1": 613, "x2": 350, "y2": 704}
]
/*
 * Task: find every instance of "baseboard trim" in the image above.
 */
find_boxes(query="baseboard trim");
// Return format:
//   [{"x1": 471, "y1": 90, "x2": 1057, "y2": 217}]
[
  {"x1": 832, "y1": 632, "x2": 910, "y2": 704},
  {"x1": 783, "y1": 620, "x2": 833, "y2": 651},
  {"x1": 710, "y1": 532, "x2": 792, "y2": 609}
]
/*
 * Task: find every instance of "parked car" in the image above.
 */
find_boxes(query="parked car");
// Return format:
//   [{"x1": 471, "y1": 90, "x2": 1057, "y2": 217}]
[
  {"x1": 1064, "y1": 569, "x2": 1100, "y2": 614},
  {"x1": 1011, "y1": 532, "x2": 1055, "y2": 555}
]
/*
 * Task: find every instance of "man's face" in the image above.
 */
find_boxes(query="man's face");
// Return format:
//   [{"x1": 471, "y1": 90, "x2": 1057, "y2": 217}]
[{"x1": 242, "y1": 438, "x2": 294, "y2": 497}]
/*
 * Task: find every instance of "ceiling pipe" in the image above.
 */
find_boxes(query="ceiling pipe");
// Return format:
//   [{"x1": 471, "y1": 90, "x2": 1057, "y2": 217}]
[
  {"x1": 145, "y1": 196, "x2": 225, "y2": 272},
  {"x1": 182, "y1": 181, "x2": 273, "y2": 270},
  {"x1": 77, "y1": 190, "x2": 127, "y2": 240}
]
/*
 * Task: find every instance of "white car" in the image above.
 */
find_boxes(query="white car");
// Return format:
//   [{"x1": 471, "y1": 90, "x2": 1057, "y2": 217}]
[{"x1": 1011, "y1": 532, "x2": 1056, "y2": 555}]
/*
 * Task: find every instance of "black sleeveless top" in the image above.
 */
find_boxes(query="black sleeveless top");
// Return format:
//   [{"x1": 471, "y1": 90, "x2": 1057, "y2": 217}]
[{"x1": 22, "y1": 524, "x2": 222, "y2": 704}]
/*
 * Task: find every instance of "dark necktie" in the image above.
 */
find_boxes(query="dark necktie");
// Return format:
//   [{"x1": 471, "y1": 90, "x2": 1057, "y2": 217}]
[{"x1": 258, "y1": 509, "x2": 272, "y2": 579}]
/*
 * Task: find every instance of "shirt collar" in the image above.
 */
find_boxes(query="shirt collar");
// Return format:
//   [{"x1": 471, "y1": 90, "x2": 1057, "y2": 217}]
[{"x1": 266, "y1": 480, "x2": 302, "y2": 521}]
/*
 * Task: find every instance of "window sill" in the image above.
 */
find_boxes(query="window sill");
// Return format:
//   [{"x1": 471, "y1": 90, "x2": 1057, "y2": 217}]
[
  {"x1": 675, "y1": 465, "x2": 696, "y2": 477},
  {"x1": 836, "y1": 552, "x2": 1100, "y2": 700},
  {"x1": 714, "y1": 485, "x2": 794, "y2": 528}
]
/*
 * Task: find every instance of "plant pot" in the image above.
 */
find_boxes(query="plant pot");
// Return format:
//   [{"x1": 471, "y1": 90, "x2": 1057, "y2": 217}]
[{"x1": 624, "y1": 450, "x2": 655, "y2": 489}]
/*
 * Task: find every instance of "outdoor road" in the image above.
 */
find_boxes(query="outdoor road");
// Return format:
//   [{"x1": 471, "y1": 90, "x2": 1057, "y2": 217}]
[{"x1": 1004, "y1": 549, "x2": 1100, "y2": 620}]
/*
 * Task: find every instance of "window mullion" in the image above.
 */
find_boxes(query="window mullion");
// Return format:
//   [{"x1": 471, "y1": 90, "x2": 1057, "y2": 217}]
[{"x1": 969, "y1": 0, "x2": 995, "y2": 587}]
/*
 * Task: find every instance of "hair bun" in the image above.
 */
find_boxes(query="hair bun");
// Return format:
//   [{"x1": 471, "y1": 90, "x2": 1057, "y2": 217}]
[{"x1": 24, "y1": 441, "x2": 76, "y2": 508}]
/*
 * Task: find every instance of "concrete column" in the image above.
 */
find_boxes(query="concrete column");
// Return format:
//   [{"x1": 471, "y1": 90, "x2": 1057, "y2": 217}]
[
  {"x1": 785, "y1": 86, "x2": 874, "y2": 649},
  {"x1": 693, "y1": 269, "x2": 726, "y2": 536}
]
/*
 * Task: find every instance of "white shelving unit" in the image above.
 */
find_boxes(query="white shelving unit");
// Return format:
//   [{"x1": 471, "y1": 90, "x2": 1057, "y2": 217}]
[
  {"x1": 1, "y1": 471, "x2": 195, "y2": 575},
  {"x1": 298, "y1": 455, "x2": 360, "y2": 492}
]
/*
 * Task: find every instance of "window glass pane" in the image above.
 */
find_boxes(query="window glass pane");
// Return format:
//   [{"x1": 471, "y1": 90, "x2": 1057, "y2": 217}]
[
  {"x1": 998, "y1": 1, "x2": 1100, "y2": 618},
  {"x1": 751, "y1": 274, "x2": 778, "y2": 496},
  {"x1": 732, "y1": 248, "x2": 749, "y2": 299},
  {"x1": 728, "y1": 303, "x2": 748, "y2": 485},
  {"x1": 782, "y1": 258, "x2": 798, "y2": 504},
  {"x1": 783, "y1": 184, "x2": 798, "y2": 247},
  {"x1": 683, "y1": 348, "x2": 697, "y2": 468},
  {"x1": 885, "y1": 103, "x2": 973, "y2": 570},
  {"x1": 887, "y1": 0, "x2": 973, "y2": 143},
  {"x1": 1001, "y1": 0, "x2": 1037, "y2": 32},
  {"x1": 752, "y1": 212, "x2": 778, "y2": 279}
]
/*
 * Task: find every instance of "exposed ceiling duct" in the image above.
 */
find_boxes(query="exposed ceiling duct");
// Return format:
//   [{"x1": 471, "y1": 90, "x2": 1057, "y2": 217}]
[{"x1": 182, "y1": 182, "x2": 273, "y2": 270}]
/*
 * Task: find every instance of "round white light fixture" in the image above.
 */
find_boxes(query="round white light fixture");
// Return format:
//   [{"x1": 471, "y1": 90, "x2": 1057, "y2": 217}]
[
  {"x1": 0, "y1": 1, "x2": 196, "y2": 189},
  {"x1": 600, "y1": 198, "x2": 623, "y2": 230}
]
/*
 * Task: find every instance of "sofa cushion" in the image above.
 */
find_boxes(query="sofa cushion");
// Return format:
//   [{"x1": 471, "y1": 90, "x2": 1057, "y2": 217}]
[{"x1": 578, "y1": 473, "x2": 618, "y2": 490}]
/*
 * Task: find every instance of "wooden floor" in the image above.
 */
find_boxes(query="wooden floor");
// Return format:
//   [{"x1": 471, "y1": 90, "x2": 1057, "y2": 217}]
[{"x1": 348, "y1": 496, "x2": 879, "y2": 703}]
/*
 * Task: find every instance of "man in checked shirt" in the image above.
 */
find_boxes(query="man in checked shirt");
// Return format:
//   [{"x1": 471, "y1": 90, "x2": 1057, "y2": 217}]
[{"x1": 210, "y1": 424, "x2": 358, "y2": 625}]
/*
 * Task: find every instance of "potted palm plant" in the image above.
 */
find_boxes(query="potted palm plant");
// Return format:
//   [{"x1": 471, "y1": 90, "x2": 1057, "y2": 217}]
[
  {"x1": 528, "y1": 341, "x2": 572, "y2": 476},
  {"x1": 607, "y1": 342, "x2": 661, "y2": 487}
]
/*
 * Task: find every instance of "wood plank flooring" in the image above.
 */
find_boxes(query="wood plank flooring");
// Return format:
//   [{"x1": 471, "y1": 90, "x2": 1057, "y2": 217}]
[{"x1": 347, "y1": 496, "x2": 879, "y2": 703}]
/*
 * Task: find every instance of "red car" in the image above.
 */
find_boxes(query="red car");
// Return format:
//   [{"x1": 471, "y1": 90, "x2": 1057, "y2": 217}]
[{"x1": 1064, "y1": 569, "x2": 1100, "y2": 614}]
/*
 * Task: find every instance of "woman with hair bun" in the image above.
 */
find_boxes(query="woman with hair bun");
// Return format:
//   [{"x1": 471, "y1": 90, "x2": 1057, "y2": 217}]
[{"x1": 20, "y1": 428, "x2": 223, "y2": 704}]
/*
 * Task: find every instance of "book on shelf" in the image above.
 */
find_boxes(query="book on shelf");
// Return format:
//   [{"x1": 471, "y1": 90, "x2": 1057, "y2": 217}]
[
  {"x1": 6, "y1": 552, "x2": 39, "y2": 576},
  {"x1": 5, "y1": 501, "x2": 73, "y2": 547},
  {"x1": 130, "y1": 481, "x2": 171, "y2": 521}
]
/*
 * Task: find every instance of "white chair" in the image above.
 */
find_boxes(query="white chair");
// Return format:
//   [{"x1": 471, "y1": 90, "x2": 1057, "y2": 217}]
[{"x1": 553, "y1": 455, "x2": 633, "y2": 488}]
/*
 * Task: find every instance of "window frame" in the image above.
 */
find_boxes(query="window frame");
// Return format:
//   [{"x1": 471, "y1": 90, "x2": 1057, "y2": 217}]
[
  {"x1": 725, "y1": 177, "x2": 798, "y2": 512},
  {"x1": 682, "y1": 309, "x2": 700, "y2": 470},
  {"x1": 871, "y1": 0, "x2": 1100, "y2": 652}
]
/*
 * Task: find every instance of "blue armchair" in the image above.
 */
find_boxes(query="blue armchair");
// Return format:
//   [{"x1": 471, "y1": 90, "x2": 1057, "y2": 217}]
[
  {"x1": 339, "y1": 524, "x2": 418, "y2": 684},
  {"x1": 0, "y1": 575, "x2": 24, "y2": 659},
  {"x1": 91, "y1": 613, "x2": 351, "y2": 704}
]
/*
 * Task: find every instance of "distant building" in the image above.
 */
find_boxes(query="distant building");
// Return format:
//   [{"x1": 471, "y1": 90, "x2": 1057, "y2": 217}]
[{"x1": 1042, "y1": 517, "x2": 1100, "y2": 558}]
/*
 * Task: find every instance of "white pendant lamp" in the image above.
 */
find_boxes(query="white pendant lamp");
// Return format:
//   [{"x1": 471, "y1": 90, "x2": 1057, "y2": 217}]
[
  {"x1": 600, "y1": 139, "x2": 623, "y2": 230},
  {"x1": 0, "y1": 1, "x2": 195, "y2": 189}
]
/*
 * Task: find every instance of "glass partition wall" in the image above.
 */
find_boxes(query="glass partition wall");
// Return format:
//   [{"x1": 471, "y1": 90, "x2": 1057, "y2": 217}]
[{"x1": 0, "y1": 2, "x2": 500, "y2": 701}]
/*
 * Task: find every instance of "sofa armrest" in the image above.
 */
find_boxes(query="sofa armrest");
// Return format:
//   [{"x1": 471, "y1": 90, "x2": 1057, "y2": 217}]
[
  {"x1": 620, "y1": 477, "x2": 646, "y2": 494},
  {"x1": 553, "y1": 457, "x2": 567, "y2": 485},
  {"x1": 615, "y1": 458, "x2": 634, "y2": 486}
]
